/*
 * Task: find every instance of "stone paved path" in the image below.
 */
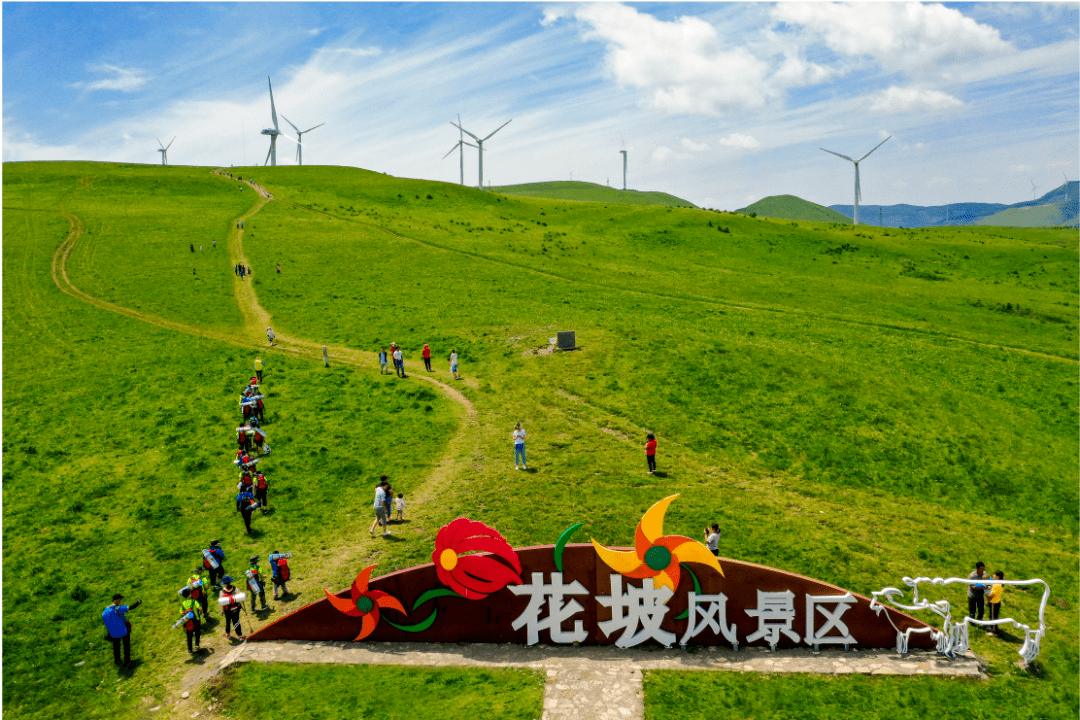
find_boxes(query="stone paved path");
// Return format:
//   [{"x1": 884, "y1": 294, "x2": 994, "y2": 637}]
[{"x1": 185, "y1": 640, "x2": 985, "y2": 719}]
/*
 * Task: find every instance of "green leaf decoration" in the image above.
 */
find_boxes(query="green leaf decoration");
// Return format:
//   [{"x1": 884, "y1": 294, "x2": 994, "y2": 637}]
[
  {"x1": 411, "y1": 588, "x2": 462, "y2": 611},
  {"x1": 554, "y1": 522, "x2": 585, "y2": 572},
  {"x1": 674, "y1": 564, "x2": 702, "y2": 620},
  {"x1": 384, "y1": 607, "x2": 438, "y2": 633}
]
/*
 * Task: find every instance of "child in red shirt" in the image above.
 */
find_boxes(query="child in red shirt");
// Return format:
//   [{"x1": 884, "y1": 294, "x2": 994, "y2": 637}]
[{"x1": 645, "y1": 433, "x2": 657, "y2": 474}]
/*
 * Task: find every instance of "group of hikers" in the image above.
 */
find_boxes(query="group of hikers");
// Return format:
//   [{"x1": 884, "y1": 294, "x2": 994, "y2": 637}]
[
  {"x1": 379, "y1": 342, "x2": 459, "y2": 380},
  {"x1": 235, "y1": 365, "x2": 271, "y2": 535}
]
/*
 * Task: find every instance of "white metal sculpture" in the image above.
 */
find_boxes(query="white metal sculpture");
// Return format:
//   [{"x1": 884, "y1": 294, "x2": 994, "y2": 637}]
[
  {"x1": 821, "y1": 136, "x2": 890, "y2": 225},
  {"x1": 450, "y1": 118, "x2": 512, "y2": 191},
  {"x1": 870, "y1": 576, "x2": 1049, "y2": 662}
]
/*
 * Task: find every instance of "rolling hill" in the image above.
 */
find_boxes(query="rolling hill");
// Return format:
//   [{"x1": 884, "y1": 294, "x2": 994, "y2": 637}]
[
  {"x1": 735, "y1": 194, "x2": 852, "y2": 223},
  {"x1": 491, "y1": 180, "x2": 697, "y2": 207}
]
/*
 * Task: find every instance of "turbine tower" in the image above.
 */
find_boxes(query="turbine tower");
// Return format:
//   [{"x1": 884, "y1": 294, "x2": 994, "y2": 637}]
[
  {"x1": 281, "y1": 115, "x2": 324, "y2": 166},
  {"x1": 442, "y1": 115, "x2": 477, "y2": 185},
  {"x1": 451, "y1": 119, "x2": 512, "y2": 190},
  {"x1": 260, "y1": 77, "x2": 283, "y2": 166},
  {"x1": 620, "y1": 150, "x2": 627, "y2": 191},
  {"x1": 1029, "y1": 178, "x2": 1040, "y2": 202},
  {"x1": 157, "y1": 136, "x2": 175, "y2": 165},
  {"x1": 821, "y1": 136, "x2": 891, "y2": 226}
]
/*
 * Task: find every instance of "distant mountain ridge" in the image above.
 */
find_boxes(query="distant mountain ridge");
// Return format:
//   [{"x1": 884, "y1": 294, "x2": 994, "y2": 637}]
[
  {"x1": 493, "y1": 181, "x2": 697, "y2": 208},
  {"x1": 829, "y1": 181, "x2": 1078, "y2": 228}
]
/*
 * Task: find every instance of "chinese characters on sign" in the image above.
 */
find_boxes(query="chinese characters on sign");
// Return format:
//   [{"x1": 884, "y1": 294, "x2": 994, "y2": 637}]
[{"x1": 510, "y1": 572, "x2": 858, "y2": 650}]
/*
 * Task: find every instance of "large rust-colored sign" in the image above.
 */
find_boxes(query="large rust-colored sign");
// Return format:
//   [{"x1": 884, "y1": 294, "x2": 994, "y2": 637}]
[{"x1": 250, "y1": 497, "x2": 933, "y2": 650}]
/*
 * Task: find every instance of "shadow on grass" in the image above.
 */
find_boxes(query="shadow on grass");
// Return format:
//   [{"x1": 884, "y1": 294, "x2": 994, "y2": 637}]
[
  {"x1": 185, "y1": 647, "x2": 216, "y2": 665},
  {"x1": 651, "y1": 470, "x2": 670, "y2": 478}
]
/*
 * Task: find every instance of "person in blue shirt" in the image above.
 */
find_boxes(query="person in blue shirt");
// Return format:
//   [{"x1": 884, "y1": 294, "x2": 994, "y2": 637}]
[
  {"x1": 236, "y1": 489, "x2": 258, "y2": 535},
  {"x1": 102, "y1": 594, "x2": 142, "y2": 666},
  {"x1": 202, "y1": 540, "x2": 226, "y2": 589}
]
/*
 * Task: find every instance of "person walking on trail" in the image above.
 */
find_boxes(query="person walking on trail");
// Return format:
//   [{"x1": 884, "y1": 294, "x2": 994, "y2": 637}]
[
  {"x1": 254, "y1": 472, "x2": 269, "y2": 512},
  {"x1": 220, "y1": 577, "x2": 247, "y2": 641},
  {"x1": 202, "y1": 540, "x2": 226, "y2": 589},
  {"x1": 422, "y1": 344, "x2": 432, "y2": 372},
  {"x1": 450, "y1": 349, "x2": 460, "y2": 380},
  {"x1": 967, "y1": 561, "x2": 989, "y2": 620},
  {"x1": 268, "y1": 551, "x2": 292, "y2": 600},
  {"x1": 254, "y1": 357, "x2": 265, "y2": 383},
  {"x1": 393, "y1": 345, "x2": 406, "y2": 378},
  {"x1": 102, "y1": 593, "x2": 141, "y2": 666},
  {"x1": 513, "y1": 422, "x2": 527, "y2": 470},
  {"x1": 237, "y1": 488, "x2": 259, "y2": 535},
  {"x1": 276, "y1": 263, "x2": 281, "y2": 273},
  {"x1": 266, "y1": 327, "x2": 276, "y2": 346},
  {"x1": 186, "y1": 572, "x2": 211, "y2": 617},
  {"x1": 379, "y1": 347, "x2": 389, "y2": 375},
  {"x1": 178, "y1": 587, "x2": 204, "y2": 654},
  {"x1": 246, "y1": 556, "x2": 269, "y2": 610},
  {"x1": 369, "y1": 480, "x2": 391, "y2": 536},
  {"x1": 645, "y1": 432, "x2": 657, "y2": 474}
]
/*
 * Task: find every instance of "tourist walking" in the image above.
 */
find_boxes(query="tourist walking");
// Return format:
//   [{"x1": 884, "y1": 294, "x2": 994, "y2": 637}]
[
  {"x1": 220, "y1": 577, "x2": 246, "y2": 641},
  {"x1": 102, "y1": 594, "x2": 141, "y2": 666},
  {"x1": 423, "y1": 344, "x2": 432, "y2": 371},
  {"x1": 246, "y1": 556, "x2": 269, "y2": 610},
  {"x1": 269, "y1": 551, "x2": 292, "y2": 600},
  {"x1": 645, "y1": 432, "x2": 657, "y2": 474},
  {"x1": 393, "y1": 345, "x2": 406, "y2": 378},
  {"x1": 254, "y1": 356, "x2": 264, "y2": 383},
  {"x1": 369, "y1": 480, "x2": 391, "y2": 536},
  {"x1": 178, "y1": 588, "x2": 204, "y2": 654},
  {"x1": 202, "y1": 540, "x2": 226, "y2": 589},
  {"x1": 379, "y1": 347, "x2": 389, "y2": 375},
  {"x1": 266, "y1": 327, "x2": 275, "y2": 346},
  {"x1": 513, "y1": 422, "x2": 527, "y2": 470},
  {"x1": 967, "y1": 561, "x2": 989, "y2": 620},
  {"x1": 236, "y1": 488, "x2": 258, "y2": 535},
  {"x1": 450, "y1": 349, "x2": 459, "y2": 380}
]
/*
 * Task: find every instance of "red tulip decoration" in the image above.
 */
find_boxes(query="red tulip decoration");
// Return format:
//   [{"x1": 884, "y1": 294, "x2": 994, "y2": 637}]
[
  {"x1": 324, "y1": 565, "x2": 406, "y2": 641},
  {"x1": 432, "y1": 518, "x2": 523, "y2": 599}
]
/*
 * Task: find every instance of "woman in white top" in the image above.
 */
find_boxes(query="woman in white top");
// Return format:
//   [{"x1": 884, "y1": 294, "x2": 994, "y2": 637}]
[
  {"x1": 513, "y1": 423, "x2": 527, "y2": 470},
  {"x1": 450, "y1": 349, "x2": 459, "y2": 380},
  {"x1": 704, "y1": 523, "x2": 720, "y2": 556}
]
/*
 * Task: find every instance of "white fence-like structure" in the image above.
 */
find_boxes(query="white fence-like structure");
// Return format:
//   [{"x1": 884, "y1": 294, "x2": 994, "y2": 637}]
[{"x1": 869, "y1": 576, "x2": 1049, "y2": 662}]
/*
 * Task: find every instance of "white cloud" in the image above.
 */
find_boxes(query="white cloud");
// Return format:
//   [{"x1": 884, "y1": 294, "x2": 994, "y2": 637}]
[
  {"x1": 1010, "y1": 164, "x2": 1033, "y2": 172},
  {"x1": 681, "y1": 137, "x2": 710, "y2": 152},
  {"x1": 321, "y1": 46, "x2": 381, "y2": 58},
  {"x1": 772, "y1": 3, "x2": 1014, "y2": 76},
  {"x1": 71, "y1": 64, "x2": 149, "y2": 93},
  {"x1": 868, "y1": 87, "x2": 964, "y2": 114},
  {"x1": 717, "y1": 133, "x2": 760, "y2": 151},
  {"x1": 928, "y1": 177, "x2": 952, "y2": 188}
]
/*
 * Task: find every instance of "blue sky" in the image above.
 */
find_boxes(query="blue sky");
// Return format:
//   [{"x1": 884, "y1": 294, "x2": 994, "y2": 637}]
[{"x1": 4, "y1": 2, "x2": 1077, "y2": 209}]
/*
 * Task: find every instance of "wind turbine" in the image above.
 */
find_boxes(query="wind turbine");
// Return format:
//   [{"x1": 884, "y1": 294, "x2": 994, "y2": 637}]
[
  {"x1": 260, "y1": 77, "x2": 285, "y2": 166},
  {"x1": 619, "y1": 150, "x2": 628, "y2": 191},
  {"x1": 821, "y1": 136, "x2": 891, "y2": 225},
  {"x1": 451, "y1": 119, "x2": 512, "y2": 190},
  {"x1": 157, "y1": 136, "x2": 175, "y2": 165},
  {"x1": 281, "y1": 115, "x2": 324, "y2": 166},
  {"x1": 442, "y1": 115, "x2": 477, "y2": 185},
  {"x1": 1029, "y1": 178, "x2": 1041, "y2": 202}
]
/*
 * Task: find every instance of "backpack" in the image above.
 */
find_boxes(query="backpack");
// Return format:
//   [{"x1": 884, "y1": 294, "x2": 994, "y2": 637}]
[{"x1": 277, "y1": 558, "x2": 290, "y2": 581}]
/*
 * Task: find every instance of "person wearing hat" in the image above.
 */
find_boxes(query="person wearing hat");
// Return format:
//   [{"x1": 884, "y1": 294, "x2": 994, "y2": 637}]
[
  {"x1": 101, "y1": 593, "x2": 141, "y2": 666},
  {"x1": 178, "y1": 588, "x2": 204, "y2": 654},
  {"x1": 254, "y1": 356, "x2": 265, "y2": 383},
  {"x1": 246, "y1": 555, "x2": 269, "y2": 610},
  {"x1": 202, "y1": 540, "x2": 226, "y2": 589},
  {"x1": 220, "y1": 576, "x2": 247, "y2": 641}
]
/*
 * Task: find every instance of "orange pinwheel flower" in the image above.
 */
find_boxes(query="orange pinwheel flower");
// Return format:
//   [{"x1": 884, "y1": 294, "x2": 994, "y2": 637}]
[
  {"x1": 324, "y1": 565, "x2": 406, "y2": 641},
  {"x1": 592, "y1": 494, "x2": 724, "y2": 592}
]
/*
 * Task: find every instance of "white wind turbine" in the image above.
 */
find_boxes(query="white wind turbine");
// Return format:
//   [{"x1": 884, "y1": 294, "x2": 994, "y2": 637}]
[
  {"x1": 281, "y1": 115, "x2": 324, "y2": 166},
  {"x1": 1029, "y1": 178, "x2": 1041, "y2": 202},
  {"x1": 451, "y1": 119, "x2": 512, "y2": 190},
  {"x1": 260, "y1": 77, "x2": 288, "y2": 166},
  {"x1": 821, "y1": 136, "x2": 891, "y2": 226},
  {"x1": 157, "y1": 136, "x2": 175, "y2": 165},
  {"x1": 442, "y1": 115, "x2": 477, "y2": 185},
  {"x1": 619, "y1": 150, "x2": 628, "y2": 191}
]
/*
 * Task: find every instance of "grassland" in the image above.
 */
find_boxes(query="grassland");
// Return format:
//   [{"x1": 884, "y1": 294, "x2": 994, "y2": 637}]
[
  {"x1": 736, "y1": 194, "x2": 853, "y2": 223},
  {"x1": 3, "y1": 161, "x2": 1077, "y2": 720},
  {"x1": 975, "y1": 204, "x2": 1069, "y2": 228},
  {"x1": 493, "y1": 180, "x2": 697, "y2": 207}
]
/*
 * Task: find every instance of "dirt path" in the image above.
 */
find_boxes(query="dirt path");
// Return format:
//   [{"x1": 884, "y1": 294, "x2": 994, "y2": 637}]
[{"x1": 52, "y1": 174, "x2": 480, "y2": 717}]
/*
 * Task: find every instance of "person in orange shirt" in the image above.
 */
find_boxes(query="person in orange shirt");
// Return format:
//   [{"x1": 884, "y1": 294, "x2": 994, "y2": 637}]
[{"x1": 422, "y1": 343, "x2": 432, "y2": 372}]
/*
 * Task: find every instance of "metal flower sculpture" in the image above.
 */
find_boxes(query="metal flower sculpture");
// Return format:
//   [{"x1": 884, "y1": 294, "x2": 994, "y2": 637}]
[
  {"x1": 432, "y1": 518, "x2": 523, "y2": 599},
  {"x1": 324, "y1": 564, "x2": 406, "y2": 641},
  {"x1": 592, "y1": 494, "x2": 724, "y2": 591}
]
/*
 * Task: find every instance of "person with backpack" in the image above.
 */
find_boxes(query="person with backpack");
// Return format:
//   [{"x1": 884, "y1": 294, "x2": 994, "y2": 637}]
[
  {"x1": 202, "y1": 540, "x2": 226, "y2": 589},
  {"x1": 254, "y1": 357, "x2": 265, "y2": 383},
  {"x1": 268, "y1": 551, "x2": 292, "y2": 599},
  {"x1": 379, "y1": 347, "x2": 389, "y2": 375},
  {"x1": 237, "y1": 473, "x2": 254, "y2": 496},
  {"x1": 246, "y1": 555, "x2": 269, "y2": 610},
  {"x1": 182, "y1": 572, "x2": 211, "y2": 617},
  {"x1": 101, "y1": 593, "x2": 142, "y2": 666},
  {"x1": 177, "y1": 587, "x2": 204, "y2": 654},
  {"x1": 219, "y1": 576, "x2": 247, "y2": 640},
  {"x1": 238, "y1": 426, "x2": 252, "y2": 453},
  {"x1": 236, "y1": 489, "x2": 259, "y2": 535},
  {"x1": 254, "y1": 473, "x2": 269, "y2": 513}
]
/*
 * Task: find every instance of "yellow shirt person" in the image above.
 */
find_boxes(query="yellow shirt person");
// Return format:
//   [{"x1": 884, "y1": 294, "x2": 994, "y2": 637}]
[{"x1": 254, "y1": 357, "x2": 264, "y2": 383}]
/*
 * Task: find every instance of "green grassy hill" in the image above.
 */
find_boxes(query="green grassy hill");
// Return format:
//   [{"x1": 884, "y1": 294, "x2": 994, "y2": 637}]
[
  {"x1": 737, "y1": 194, "x2": 853, "y2": 223},
  {"x1": 974, "y1": 204, "x2": 1069, "y2": 227},
  {"x1": 492, "y1": 180, "x2": 697, "y2": 207},
  {"x1": 4, "y1": 162, "x2": 1077, "y2": 720}
]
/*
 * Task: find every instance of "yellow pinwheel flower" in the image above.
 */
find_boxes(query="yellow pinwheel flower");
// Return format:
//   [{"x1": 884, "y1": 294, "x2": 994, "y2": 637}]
[{"x1": 592, "y1": 494, "x2": 723, "y2": 591}]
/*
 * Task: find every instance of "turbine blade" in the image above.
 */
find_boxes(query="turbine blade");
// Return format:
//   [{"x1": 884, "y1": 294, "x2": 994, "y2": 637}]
[
  {"x1": 157, "y1": 137, "x2": 164, "y2": 149},
  {"x1": 821, "y1": 148, "x2": 855, "y2": 163},
  {"x1": 264, "y1": 144, "x2": 272, "y2": 166},
  {"x1": 481, "y1": 119, "x2": 512, "y2": 143},
  {"x1": 280, "y1": 114, "x2": 301, "y2": 135},
  {"x1": 303, "y1": 123, "x2": 325, "y2": 134},
  {"x1": 857, "y1": 135, "x2": 891, "y2": 163},
  {"x1": 442, "y1": 144, "x2": 460, "y2": 160},
  {"x1": 451, "y1": 122, "x2": 480, "y2": 142},
  {"x1": 268, "y1": 77, "x2": 279, "y2": 130},
  {"x1": 166, "y1": 136, "x2": 176, "y2": 150}
]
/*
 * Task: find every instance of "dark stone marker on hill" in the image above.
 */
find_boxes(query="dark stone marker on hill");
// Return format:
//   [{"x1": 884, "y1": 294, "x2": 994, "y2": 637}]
[{"x1": 557, "y1": 331, "x2": 577, "y2": 351}]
